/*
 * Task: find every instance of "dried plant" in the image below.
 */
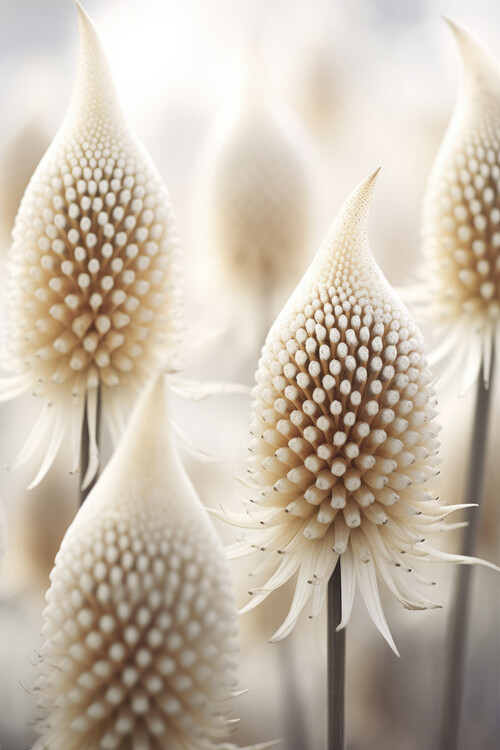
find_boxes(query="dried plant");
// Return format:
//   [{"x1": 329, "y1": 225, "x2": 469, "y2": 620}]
[
  {"x1": 420, "y1": 19, "x2": 500, "y2": 391},
  {"x1": 202, "y1": 45, "x2": 314, "y2": 303},
  {"x1": 217, "y1": 170, "x2": 494, "y2": 655},
  {"x1": 36, "y1": 375, "x2": 273, "y2": 750},
  {"x1": 0, "y1": 3, "x2": 181, "y2": 488}
]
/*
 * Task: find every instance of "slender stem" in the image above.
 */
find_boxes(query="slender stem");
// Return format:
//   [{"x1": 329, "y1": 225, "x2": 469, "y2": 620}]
[
  {"x1": 79, "y1": 386, "x2": 102, "y2": 506},
  {"x1": 439, "y1": 354, "x2": 495, "y2": 750},
  {"x1": 327, "y1": 560, "x2": 345, "y2": 750}
]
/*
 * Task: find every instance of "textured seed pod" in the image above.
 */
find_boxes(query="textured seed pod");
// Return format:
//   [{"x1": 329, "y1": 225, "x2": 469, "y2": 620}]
[
  {"x1": 217, "y1": 170, "x2": 495, "y2": 654},
  {"x1": 36, "y1": 376, "x2": 271, "y2": 750},
  {"x1": 0, "y1": 3, "x2": 181, "y2": 487},
  {"x1": 421, "y1": 19, "x2": 500, "y2": 391},
  {"x1": 203, "y1": 48, "x2": 313, "y2": 297}
]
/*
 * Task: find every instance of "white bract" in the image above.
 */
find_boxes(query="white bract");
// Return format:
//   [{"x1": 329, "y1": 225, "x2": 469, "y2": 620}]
[
  {"x1": 421, "y1": 20, "x2": 500, "y2": 391},
  {"x1": 218, "y1": 171, "x2": 492, "y2": 654},
  {"x1": 0, "y1": 3, "x2": 181, "y2": 487},
  {"x1": 36, "y1": 376, "x2": 271, "y2": 750}
]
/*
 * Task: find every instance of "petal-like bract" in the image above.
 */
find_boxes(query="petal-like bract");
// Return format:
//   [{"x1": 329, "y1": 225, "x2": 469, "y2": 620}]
[
  {"x1": 0, "y1": 4, "x2": 181, "y2": 486},
  {"x1": 36, "y1": 377, "x2": 246, "y2": 750},
  {"x1": 421, "y1": 20, "x2": 500, "y2": 390},
  {"x1": 220, "y1": 170, "x2": 476, "y2": 653}
]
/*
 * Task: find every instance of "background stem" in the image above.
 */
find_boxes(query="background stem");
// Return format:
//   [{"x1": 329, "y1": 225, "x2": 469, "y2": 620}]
[
  {"x1": 79, "y1": 387, "x2": 102, "y2": 506},
  {"x1": 328, "y1": 560, "x2": 346, "y2": 750},
  {"x1": 439, "y1": 354, "x2": 495, "y2": 750}
]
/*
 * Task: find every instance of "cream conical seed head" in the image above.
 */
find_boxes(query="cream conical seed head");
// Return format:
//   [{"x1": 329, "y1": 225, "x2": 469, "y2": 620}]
[
  {"x1": 421, "y1": 20, "x2": 500, "y2": 390},
  {"x1": 217, "y1": 170, "x2": 474, "y2": 653},
  {"x1": 36, "y1": 377, "x2": 246, "y2": 750},
  {"x1": 0, "y1": 3, "x2": 181, "y2": 487},
  {"x1": 204, "y1": 49, "x2": 313, "y2": 295}
]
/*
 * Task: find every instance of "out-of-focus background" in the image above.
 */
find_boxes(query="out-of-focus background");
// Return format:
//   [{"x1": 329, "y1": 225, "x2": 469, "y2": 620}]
[{"x1": 0, "y1": 0, "x2": 499, "y2": 748}]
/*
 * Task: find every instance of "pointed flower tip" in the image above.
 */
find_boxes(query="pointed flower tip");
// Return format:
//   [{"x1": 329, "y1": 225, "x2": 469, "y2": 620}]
[
  {"x1": 443, "y1": 17, "x2": 498, "y2": 89},
  {"x1": 333, "y1": 167, "x2": 381, "y2": 236}
]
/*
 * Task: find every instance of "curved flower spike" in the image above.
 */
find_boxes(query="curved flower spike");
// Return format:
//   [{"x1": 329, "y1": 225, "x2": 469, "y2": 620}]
[
  {"x1": 218, "y1": 170, "x2": 498, "y2": 654},
  {"x1": 420, "y1": 19, "x2": 500, "y2": 391},
  {"x1": 35, "y1": 375, "x2": 274, "y2": 750},
  {"x1": 203, "y1": 41, "x2": 313, "y2": 299},
  {"x1": 0, "y1": 3, "x2": 181, "y2": 488}
]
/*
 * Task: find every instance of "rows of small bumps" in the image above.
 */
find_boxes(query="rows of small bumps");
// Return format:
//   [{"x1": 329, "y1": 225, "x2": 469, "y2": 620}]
[
  {"x1": 9, "y1": 123, "x2": 178, "y2": 394},
  {"x1": 248, "y1": 275, "x2": 439, "y2": 556},
  {"x1": 426, "y1": 124, "x2": 500, "y2": 320},
  {"x1": 38, "y1": 504, "x2": 238, "y2": 750}
]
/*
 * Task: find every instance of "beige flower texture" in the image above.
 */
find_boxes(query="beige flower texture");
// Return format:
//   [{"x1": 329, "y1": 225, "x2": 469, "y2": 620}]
[
  {"x1": 203, "y1": 45, "x2": 313, "y2": 298},
  {"x1": 421, "y1": 19, "x2": 500, "y2": 391},
  {"x1": 36, "y1": 375, "x2": 273, "y2": 750},
  {"x1": 217, "y1": 170, "x2": 495, "y2": 654},
  {"x1": 0, "y1": 3, "x2": 181, "y2": 488}
]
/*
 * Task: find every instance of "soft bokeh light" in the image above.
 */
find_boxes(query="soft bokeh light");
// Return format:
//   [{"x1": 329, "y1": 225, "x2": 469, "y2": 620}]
[{"x1": 1, "y1": 1, "x2": 499, "y2": 749}]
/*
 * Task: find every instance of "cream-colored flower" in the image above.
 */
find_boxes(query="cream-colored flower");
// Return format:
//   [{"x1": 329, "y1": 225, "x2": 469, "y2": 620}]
[
  {"x1": 218, "y1": 170, "x2": 493, "y2": 654},
  {"x1": 202, "y1": 47, "x2": 313, "y2": 298},
  {"x1": 0, "y1": 3, "x2": 181, "y2": 488},
  {"x1": 36, "y1": 375, "x2": 271, "y2": 750},
  {"x1": 420, "y1": 19, "x2": 500, "y2": 391}
]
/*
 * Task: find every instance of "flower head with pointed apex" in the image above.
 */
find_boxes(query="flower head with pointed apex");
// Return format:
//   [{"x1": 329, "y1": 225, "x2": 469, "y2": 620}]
[
  {"x1": 215, "y1": 170, "x2": 495, "y2": 654},
  {"x1": 204, "y1": 42, "x2": 313, "y2": 297},
  {"x1": 0, "y1": 3, "x2": 181, "y2": 489},
  {"x1": 35, "y1": 375, "x2": 272, "y2": 750},
  {"x1": 420, "y1": 19, "x2": 500, "y2": 392}
]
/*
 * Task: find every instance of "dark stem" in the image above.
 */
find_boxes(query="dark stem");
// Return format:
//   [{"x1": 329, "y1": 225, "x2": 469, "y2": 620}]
[
  {"x1": 79, "y1": 386, "x2": 102, "y2": 506},
  {"x1": 327, "y1": 560, "x2": 346, "y2": 750},
  {"x1": 439, "y1": 353, "x2": 495, "y2": 750}
]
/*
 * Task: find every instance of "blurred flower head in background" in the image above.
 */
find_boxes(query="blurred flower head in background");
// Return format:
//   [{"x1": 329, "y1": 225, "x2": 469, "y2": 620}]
[
  {"x1": 0, "y1": 3, "x2": 182, "y2": 489},
  {"x1": 200, "y1": 40, "x2": 316, "y2": 314},
  {"x1": 420, "y1": 19, "x2": 500, "y2": 392},
  {"x1": 218, "y1": 170, "x2": 484, "y2": 654}
]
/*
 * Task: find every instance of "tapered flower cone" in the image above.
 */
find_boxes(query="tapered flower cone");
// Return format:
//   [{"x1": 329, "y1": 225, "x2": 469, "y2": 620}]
[
  {"x1": 0, "y1": 3, "x2": 181, "y2": 488},
  {"x1": 216, "y1": 170, "x2": 495, "y2": 654},
  {"x1": 203, "y1": 44, "x2": 313, "y2": 300},
  {"x1": 35, "y1": 376, "x2": 272, "y2": 750},
  {"x1": 421, "y1": 19, "x2": 500, "y2": 391}
]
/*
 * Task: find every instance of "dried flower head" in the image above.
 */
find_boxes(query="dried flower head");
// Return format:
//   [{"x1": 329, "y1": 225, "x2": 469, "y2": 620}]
[
  {"x1": 0, "y1": 3, "x2": 181, "y2": 487},
  {"x1": 218, "y1": 171, "x2": 491, "y2": 654},
  {"x1": 203, "y1": 47, "x2": 313, "y2": 297},
  {"x1": 36, "y1": 376, "x2": 270, "y2": 750},
  {"x1": 420, "y1": 19, "x2": 500, "y2": 391}
]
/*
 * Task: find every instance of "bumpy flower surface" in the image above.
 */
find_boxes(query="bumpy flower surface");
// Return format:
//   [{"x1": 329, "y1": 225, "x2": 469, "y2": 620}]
[
  {"x1": 421, "y1": 20, "x2": 500, "y2": 391},
  {"x1": 219, "y1": 170, "x2": 481, "y2": 653},
  {"x1": 0, "y1": 4, "x2": 181, "y2": 487},
  {"x1": 206, "y1": 52, "x2": 312, "y2": 295},
  {"x1": 36, "y1": 377, "x2": 267, "y2": 750}
]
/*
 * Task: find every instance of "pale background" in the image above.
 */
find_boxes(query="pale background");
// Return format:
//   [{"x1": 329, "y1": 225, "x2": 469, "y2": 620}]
[{"x1": 0, "y1": 0, "x2": 499, "y2": 748}]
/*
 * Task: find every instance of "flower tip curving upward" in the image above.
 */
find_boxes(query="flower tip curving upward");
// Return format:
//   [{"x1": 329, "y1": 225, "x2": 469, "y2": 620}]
[
  {"x1": 219, "y1": 170, "x2": 493, "y2": 654},
  {"x1": 0, "y1": 3, "x2": 181, "y2": 488},
  {"x1": 36, "y1": 375, "x2": 271, "y2": 750},
  {"x1": 420, "y1": 20, "x2": 500, "y2": 391}
]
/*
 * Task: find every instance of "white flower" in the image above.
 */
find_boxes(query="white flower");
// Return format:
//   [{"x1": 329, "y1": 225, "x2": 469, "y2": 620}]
[
  {"x1": 420, "y1": 19, "x2": 500, "y2": 392},
  {"x1": 35, "y1": 375, "x2": 271, "y2": 750},
  {"x1": 0, "y1": 3, "x2": 181, "y2": 488},
  {"x1": 202, "y1": 46, "x2": 314, "y2": 298},
  {"x1": 217, "y1": 170, "x2": 493, "y2": 654}
]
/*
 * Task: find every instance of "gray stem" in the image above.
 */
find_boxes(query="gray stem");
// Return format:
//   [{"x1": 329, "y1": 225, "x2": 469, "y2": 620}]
[
  {"x1": 79, "y1": 386, "x2": 102, "y2": 506},
  {"x1": 439, "y1": 353, "x2": 495, "y2": 750},
  {"x1": 328, "y1": 560, "x2": 346, "y2": 750}
]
